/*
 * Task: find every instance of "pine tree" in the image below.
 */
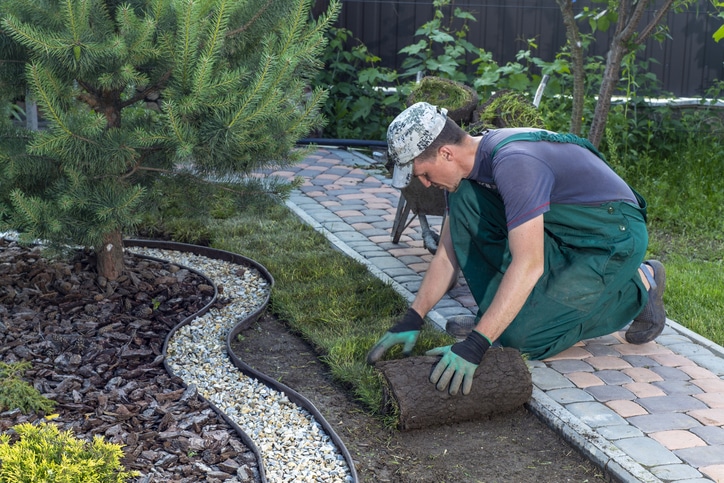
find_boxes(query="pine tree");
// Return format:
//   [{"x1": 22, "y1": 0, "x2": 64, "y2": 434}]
[{"x1": 0, "y1": 0, "x2": 340, "y2": 279}]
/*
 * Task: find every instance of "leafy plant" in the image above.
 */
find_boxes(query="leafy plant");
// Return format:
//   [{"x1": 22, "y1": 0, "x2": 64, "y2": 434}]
[
  {"x1": 0, "y1": 361, "x2": 55, "y2": 415},
  {"x1": 398, "y1": 0, "x2": 477, "y2": 82},
  {"x1": 0, "y1": 422, "x2": 138, "y2": 482},
  {"x1": 713, "y1": 0, "x2": 724, "y2": 41},
  {"x1": 313, "y1": 26, "x2": 407, "y2": 140},
  {"x1": 471, "y1": 41, "x2": 553, "y2": 100}
]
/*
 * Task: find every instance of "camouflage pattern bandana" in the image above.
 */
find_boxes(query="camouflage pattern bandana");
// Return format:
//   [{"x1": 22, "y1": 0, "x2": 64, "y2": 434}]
[{"x1": 387, "y1": 102, "x2": 448, "y2": 188}]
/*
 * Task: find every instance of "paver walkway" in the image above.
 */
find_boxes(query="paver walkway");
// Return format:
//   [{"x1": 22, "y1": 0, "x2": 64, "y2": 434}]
[{"x1": 261, "y1": 147, "x2": 724, "y2": 483}]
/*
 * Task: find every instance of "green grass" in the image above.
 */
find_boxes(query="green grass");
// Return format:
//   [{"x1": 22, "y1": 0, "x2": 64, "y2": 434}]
[
  {"x1": 209, "y1": 201, "x2": 451, "y2": 419},
  {"x1": 610, "y1": 134, "x2": 724, "y2": 346},
  {"x1": 141, "y1": 132, "x2": 724, "y2": 424},
  {"x1": 656, "y1": 253, "x2": 724, "y2": 344}
]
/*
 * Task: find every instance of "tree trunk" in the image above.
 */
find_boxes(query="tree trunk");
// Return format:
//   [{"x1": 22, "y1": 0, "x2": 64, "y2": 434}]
[
  {"x1": 375, "y1": 348, "x2": 532, "y2": 431},
  {"x1": 588, "y1": 42, "x2": 627, "y2": 147},
  {"x1": 556, "y1": 0, "x2": 585, "y2": 136},
  {"x1": 587, "y1": 0, "x2": 680, "y2": 147},
  {"x1": 96, "y1": 229, "x2": 125, "y2": 281}
]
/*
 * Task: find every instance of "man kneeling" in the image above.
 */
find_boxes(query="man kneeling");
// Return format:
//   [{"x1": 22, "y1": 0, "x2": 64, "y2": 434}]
[{"x1": 367, "y1": 102, "x2": 666, "y2": 396}]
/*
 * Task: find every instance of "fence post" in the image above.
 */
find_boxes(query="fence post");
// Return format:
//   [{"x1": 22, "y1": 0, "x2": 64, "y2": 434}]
[{"x1": 25, "y1": 90, "x2": 38, "y2": 131}]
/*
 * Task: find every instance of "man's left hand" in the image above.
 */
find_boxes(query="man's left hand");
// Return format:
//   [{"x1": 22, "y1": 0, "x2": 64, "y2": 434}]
[{"x1": 426, "y1": 330, "x2": 491, "y2": 395}]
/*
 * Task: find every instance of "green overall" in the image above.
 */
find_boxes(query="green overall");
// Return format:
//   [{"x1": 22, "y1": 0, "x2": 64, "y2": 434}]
[{"x1": 447, "y1": 132, "x2": 649, "y2": 360}]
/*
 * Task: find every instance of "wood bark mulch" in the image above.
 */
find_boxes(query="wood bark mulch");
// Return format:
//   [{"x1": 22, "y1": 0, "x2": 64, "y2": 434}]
[{"x1": 0, "y1": 238, "x2": 260, "y2": 483}]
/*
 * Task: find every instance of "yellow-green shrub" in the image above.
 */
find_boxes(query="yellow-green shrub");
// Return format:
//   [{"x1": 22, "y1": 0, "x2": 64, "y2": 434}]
[
  {"x1": 0, "y1": 362, "x2": 55, "y2": 415},
  {"x1": 0, "y1": 422, "x2": 139, "y2": 483}
]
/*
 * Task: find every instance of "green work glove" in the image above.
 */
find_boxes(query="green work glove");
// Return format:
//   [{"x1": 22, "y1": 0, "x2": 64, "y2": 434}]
[
  {"x1": 366, "y1": 308, "x2": 424, "y2": 364},
  {"x1": 427, "y1": 330, "x2": 491, "y2": 395}
]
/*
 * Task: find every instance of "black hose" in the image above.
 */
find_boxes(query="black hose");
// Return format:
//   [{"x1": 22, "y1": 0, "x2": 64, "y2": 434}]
[{"x1": 297, "y1": 137, "x2": 387, "y2": 149}]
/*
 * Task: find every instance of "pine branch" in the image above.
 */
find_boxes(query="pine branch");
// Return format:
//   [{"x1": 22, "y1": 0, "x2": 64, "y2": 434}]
[
  {"x1": 225, "y1": 0, "x2": 273, "y2": 38},
  {"x1": 61, "y1": 0, "x2": 88, "y2": 47},
  {"x1": 120, "y1": 69, "x2": 173, "y2": 108},
  {"x1": 2, "y1": 14, "x2": 59, "y2": 53},
  {"x1": 227, "y1": 46, "x2": 274, "y2": 129},
  {"x1": 283, "y1": 86, "x2": 328, "y2": 137},
  {"x1": 203, "y1": 0, "x2": 232, "y2": 59},
  {"x1": 278, "y1": 0, "x2": 309, "y2": 56},
  {"x1": 27, "y1": 64, "x2": 98, "y2": 148},
  {"x1": 163, "y1": 99, "x2": 194, "y2": 157},
  {"x1": 176, "y1": 0, "x2": 199, "y2": 90}
]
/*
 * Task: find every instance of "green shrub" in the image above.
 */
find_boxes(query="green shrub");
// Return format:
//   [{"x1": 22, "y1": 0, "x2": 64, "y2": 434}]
[
  {"x1": 0, "y1": 362, "x2": 55, "y2": 415},
  {"x1": 0, "y1": 422, "x2": 138, "y2": 483},
  {"x1": 398, "y1": 0, "x2": 477, "y2": 82},
  {"x1": 312, "y1": 26, "x2": 408, "y2": 140}
]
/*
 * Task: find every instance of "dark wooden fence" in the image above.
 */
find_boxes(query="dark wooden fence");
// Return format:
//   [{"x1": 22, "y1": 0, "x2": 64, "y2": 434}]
[{"x1": 314, "y1": 0, "x2": 724, "y2": 98}]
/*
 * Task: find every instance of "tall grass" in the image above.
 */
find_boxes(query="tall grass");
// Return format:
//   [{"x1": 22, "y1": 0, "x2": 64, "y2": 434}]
[{"x1": 605, "y1": 125, "x2": 724, "y2": 345}]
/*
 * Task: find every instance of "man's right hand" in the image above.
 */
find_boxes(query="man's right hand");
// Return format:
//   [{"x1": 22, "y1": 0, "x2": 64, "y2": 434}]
[{"x1": 366, "y1": 308, "x2": 424, "y2": 364}]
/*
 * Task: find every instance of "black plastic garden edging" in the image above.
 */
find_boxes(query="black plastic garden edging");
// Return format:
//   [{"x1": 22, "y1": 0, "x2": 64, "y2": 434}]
[{"x1": 124, "y1": 239, "x2": 359, "y2": 483}]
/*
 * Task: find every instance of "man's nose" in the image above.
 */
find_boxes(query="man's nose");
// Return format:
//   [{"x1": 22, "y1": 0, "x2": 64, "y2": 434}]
[{"x1": 417, "y1": 176, "x2": 432, "y2": 188}]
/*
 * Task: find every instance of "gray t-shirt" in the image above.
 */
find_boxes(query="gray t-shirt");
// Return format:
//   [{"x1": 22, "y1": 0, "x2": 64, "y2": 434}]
[{"x1": 468, "y1": 128, "x2": 638, "y2": 230}]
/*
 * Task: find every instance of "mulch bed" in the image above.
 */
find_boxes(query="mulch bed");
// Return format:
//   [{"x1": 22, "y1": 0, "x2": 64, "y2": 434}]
[{"x1": 0, "y1": 238, "x2": 260, "y2": 482}]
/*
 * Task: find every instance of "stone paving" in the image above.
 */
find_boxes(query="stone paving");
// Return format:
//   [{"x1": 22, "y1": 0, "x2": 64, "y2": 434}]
[{"x1": 261, "y1": 147, "x2": 724, "y2": 483}]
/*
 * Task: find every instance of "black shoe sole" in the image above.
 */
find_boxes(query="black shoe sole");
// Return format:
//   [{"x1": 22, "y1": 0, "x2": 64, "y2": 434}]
[{"x1": 625, "y1": 260, "x2": 666, "y2": 344}]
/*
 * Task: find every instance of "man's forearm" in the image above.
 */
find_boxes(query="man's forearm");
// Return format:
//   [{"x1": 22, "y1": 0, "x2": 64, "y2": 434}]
[
  {"x1": 475, "y1": 215, "x2": 545, "y2": 342},
  {"x1": 411, "y1": 220, "x2": 458, "y2": 318},
  {"x1": 411, "y1": 256, "x2": 457, "y2": 317},
  {"x1": 474, "y1": 258, "x2": 541, "y2": 341}
]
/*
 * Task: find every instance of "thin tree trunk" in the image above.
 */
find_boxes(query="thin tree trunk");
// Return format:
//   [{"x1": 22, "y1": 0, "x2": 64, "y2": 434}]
[
  {"x1": 556, "y1": 0, "x2": 585, "y2": 136},
  {"x1": 96, "y1": 229, "x2": 125, "y2": 281},
  {"x1": 587, "y1": 0, "x2": 680, "y2": 148},
  {"x1": 588, "y1": 43, "x2": 627, "y2": 147}
]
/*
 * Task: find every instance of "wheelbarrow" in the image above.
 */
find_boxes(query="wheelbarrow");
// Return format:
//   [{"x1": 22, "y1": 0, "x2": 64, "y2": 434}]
[{"x1": 390, "y1": 171, "x2": 447, "y2": 254}]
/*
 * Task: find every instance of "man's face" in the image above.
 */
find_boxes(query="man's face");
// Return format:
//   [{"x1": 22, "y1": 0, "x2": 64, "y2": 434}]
[{"x1": 412, "y1": 149, "x2": 460, "y2": 192}]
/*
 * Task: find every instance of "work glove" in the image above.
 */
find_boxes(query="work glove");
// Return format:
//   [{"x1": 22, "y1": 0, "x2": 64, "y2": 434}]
[
  {"x1": 426, "y1": 330, "x2": 491, "y2": 396},
  {"x1": 366, "y1": 308, "x2": 424, "y2": 364}
]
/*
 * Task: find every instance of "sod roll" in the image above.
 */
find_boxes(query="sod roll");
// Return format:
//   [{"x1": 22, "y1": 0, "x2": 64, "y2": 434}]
[{"x1": 375, "y1": 347, "x2": 532, "y2": 431}]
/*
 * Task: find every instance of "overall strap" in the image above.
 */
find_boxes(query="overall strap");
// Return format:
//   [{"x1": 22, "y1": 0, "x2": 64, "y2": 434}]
[{"x1": 490, "y1": 131, "x2": 605, "y2": 160}]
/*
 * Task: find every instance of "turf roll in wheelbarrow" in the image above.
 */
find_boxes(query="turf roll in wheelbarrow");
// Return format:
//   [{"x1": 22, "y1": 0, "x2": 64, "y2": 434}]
[{"x1": 374, "y1": 348, "x2": 532, "y2": 431}]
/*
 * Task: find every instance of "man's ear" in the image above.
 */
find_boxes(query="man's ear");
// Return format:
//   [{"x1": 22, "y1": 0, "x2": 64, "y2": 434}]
[{"x1": 439, "y1": 145, "x2": 453, "y2": 161}]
